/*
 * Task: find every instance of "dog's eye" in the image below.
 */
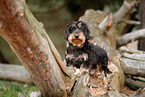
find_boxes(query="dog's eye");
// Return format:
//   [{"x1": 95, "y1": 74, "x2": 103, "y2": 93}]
[
  {"x1": 71, "y1": 27, "x2": 75, "y2": 30},
  {"x1": 69, "y1": 26, "x2": 75, "y2": 32}
]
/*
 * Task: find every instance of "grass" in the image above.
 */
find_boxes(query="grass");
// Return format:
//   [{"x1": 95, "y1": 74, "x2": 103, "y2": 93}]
[{"x1": 0, "y1": 80, "x2": 39, "y2": 97}]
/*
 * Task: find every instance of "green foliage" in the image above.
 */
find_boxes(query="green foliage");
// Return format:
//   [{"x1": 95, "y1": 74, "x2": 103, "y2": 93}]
[{"x1": 0, "y1": 80, "x2": 38, "y2": 97}]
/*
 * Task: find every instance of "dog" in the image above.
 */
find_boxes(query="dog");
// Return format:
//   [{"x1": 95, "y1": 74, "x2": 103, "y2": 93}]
[{"x1": 64, "y1": 21, "x2": 111, "y2": 76}]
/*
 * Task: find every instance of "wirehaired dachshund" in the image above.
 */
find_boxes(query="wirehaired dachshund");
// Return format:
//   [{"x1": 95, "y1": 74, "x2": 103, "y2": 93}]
[{"x1": 64, "y1": 21, "x2": 111, "y2": 76}]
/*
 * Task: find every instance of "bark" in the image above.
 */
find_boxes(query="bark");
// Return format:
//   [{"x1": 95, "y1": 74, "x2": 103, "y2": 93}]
[
  {"x1": 99, "y1": 0, "x2": 137, "y2": 33},
  {"x1": 0, "y1": 0, "x2": 70, "y2": 97},
  {"x1": 120, "y1": 47, "x2": 145, "y2": 90},
  {"x1": 0, "y1": 0, "x2": 142, "y2": 97},
  {"x1": 119, "y1": 19, "x2": 140, "y2": 25},
  {"x1": 133, "y1": 76, "x2": 145, "y2": 82},
  {"x1": 113, "y1": 0, "x2": 137, "y2": 23},
  {"x1": 120, "y1": 47, "x2": 145, "y2": 77},
  {"x1": 117, "y1": 29, "x2": 145, "y2": 47},
  {"x1": 130, "y1": 88, "x2": 145, "y2": 97},
  {"x1": 125, "y1": 78, "x2": 145, "y2": 90},
  {"x1": 116, "y1": 1, "x2": 145, "y2": 91}
]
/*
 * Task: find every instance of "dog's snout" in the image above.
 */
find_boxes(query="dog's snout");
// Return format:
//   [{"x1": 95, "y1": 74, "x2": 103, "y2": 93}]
[{"x1": 75, "y1": 34, "x2": 79, "y2": 38}]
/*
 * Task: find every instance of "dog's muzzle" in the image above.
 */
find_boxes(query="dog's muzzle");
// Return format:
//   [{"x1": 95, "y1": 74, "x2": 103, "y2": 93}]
[{"x1": 68, "y1": 31, "x2": 86, "y2": 48}]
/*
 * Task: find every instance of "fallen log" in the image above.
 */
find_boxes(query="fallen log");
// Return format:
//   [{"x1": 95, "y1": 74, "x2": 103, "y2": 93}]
[
  {"x1": 120, "y1": 47, "x2": 145, "y2": 77},
  {"x1": 0, "y1": 64, "x2": 33, "y2": 84},
  {"x1": 0, "y1": 0, "x2": 140, "y2": 96}
]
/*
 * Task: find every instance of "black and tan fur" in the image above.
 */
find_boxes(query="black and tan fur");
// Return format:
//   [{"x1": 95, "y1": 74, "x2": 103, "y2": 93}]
[{"x1": 64, "y1": 21, "x2": 111, "y2": 76}]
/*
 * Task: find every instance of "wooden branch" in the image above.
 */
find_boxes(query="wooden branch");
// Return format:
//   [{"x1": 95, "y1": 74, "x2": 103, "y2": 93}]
[
  {"x1": 0, "y1": 0, "x2": 140, "y2": 96},
  {"x1": 114, "y1": 0, "x2": 137, "y2": 23},
  {"x1": 0, "y1": 64, "x2": 33, "y2": 84},
  {"x1": 130, "y1": 88, "x2": 145, "y2": 97},
  {"x1": 125, "y1": 78, "x2": 145, "y2": 90},
  {"x1": 133, "y1": 76, "x2": 145, "y2": 82},
  {"x1": 98, "y1": 14, "x2": 113, "y2": 33},
  {"x1": 98, "y1": 0, "x2": 138, "y2": 33},
  {"x1": 120, "y1": 47, "x2": 145, "y2": 77},
  {"x1": 0, "y1": 0, "x2": 70, "y2": 96},
  {"x1": 117, "y1": 29, "x2": 145, "y2": 47},
  {"x1": 119, "y1": 19, "x2": 141, "y2": 25}
]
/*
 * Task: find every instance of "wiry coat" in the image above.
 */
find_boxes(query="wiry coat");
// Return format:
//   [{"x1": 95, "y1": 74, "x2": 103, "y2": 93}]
[{"x1": 64, "y1": 21, "x2": 111, "y2": 76}]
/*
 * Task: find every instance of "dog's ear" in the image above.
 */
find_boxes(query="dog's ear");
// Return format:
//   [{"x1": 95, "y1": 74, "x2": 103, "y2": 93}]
[
  {"x1": 78, "y1": 21, "x2": 90, "y2": 40},
  {"x1": 64, "y1": 21, "x2": 76, "y2": 40},
  {"x1": 85, "y1": 26, "x2": 90, "y2": 40},
  {"x1": 64, "y1": 26, "x2": 69, "y2": 40},
  {"x1": 64, "y1": 23, "x2": 71, "y2": 40},
  {"x1": 82, "y1": 22, "x2": 90, "y2": 40}
]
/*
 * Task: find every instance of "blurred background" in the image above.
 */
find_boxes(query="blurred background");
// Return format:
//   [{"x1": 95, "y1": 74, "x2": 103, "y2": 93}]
[
  {"x1": 0, "y1": 0, "x2": 124, "y2": 65},
  {"x1": 2, "y1": 0, "x2": 140, "y2": 96}
]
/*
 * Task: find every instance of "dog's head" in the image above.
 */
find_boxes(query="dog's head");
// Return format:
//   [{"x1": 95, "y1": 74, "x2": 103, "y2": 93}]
[{"x1": 64, "y1": 21, "x2": 90, "y2": 47}]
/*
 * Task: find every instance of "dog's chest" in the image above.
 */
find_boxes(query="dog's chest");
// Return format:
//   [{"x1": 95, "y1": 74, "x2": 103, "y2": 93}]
[
  {"x1": 66, "y1": 52, "x2": 88, "y2": 61},
  {"x1": 65, "y1": 50, "x2": 88, "y2": 68}
]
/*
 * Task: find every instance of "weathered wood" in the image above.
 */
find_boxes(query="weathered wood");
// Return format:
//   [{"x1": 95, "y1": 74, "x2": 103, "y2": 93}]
[
  {"x1": 130, "y1": 88, "x2": 145, "y2": 97},
  {"x1": 98, "y1": 0, "x2": 137, "y2": 34},
  {"x1": 0, "y1": 0, "x2": 142, "y2": 97},
  {"x1": 72, "y1": 73, "x2": 89, "y2": 97},
  {"x1": 117, "y1": 29, "x2": 145, "y2": 47},
  {"x1": 133, "y1": 76, "x2": 145, "y2": 82},
  {"x1": 113, "y1": 0, "x2": 137, "y2": 23},
  {"x1": 120, "y1": 47, "x2": 145, "y2": 77},
  {"x1": 98, "y1": 14, "x2": 113, "y2": 33},
  {"x1": 125, "y1": 78, "x2": 145, "y2": 90},
  {"x1": 0, "y1": 0, "x2": 69, "y2": 96},
  {"x1": 0, "y1": 64, "x2": 33, "y2": 84},
  {"x1": 120, "y1": 19, "x2": 140, "y2": 25}
]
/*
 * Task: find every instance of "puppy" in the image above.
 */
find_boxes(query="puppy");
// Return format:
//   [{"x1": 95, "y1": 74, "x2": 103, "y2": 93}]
[{"x1": 64, "y1": 21, "x2": 111, "y2": 76}]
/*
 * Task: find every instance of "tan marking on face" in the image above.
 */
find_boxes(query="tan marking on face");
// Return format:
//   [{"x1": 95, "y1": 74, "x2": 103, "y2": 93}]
[{"x1": 68, "y1": 32, "x2": 85, "y2": 47}]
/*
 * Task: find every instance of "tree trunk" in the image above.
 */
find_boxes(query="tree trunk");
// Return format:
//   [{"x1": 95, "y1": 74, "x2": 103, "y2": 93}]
[
  {"x1": 0, "y1": 0, "x2": 141, "y2": 97},
  {"x1": 0, "y1": 0, "x2": 70, "y2": 96},
  {"x1": 138, "y1": 0, "x2": 145, "y2": 51}
]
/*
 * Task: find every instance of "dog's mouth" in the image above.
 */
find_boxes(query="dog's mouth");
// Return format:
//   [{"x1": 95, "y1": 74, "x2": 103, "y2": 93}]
[
  {"x1": 71, "y1": 39, "x2": 84, "y2": 47},
  {"x1": 72, "y1": 39, "x2": 82, "y2": 44},
  {"x1": 68, "y1": 32, "x2": 86, "y2": 47}
]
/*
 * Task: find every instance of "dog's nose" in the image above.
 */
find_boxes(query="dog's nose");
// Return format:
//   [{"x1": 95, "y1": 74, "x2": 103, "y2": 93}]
[{"x1": 75, "y1": 34, "x2": 79, "y2": 38}]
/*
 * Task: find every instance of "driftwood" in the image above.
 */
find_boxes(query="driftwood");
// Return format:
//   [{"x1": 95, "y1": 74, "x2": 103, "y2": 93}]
[
  {"x1": 0, "y1": 0, "x2": 144, "y2": 97},
  {"x1": 117, "y1": 0, "x2": 145, "y2": 90},
  {"x1": 119, "y1": 19, "x2": 140, "y2": 25},
  {"x1": 130, "y1": 88, "x2": 145, "y2": 97},
  {"x1": 120, "y1": 47, "x2": 145, "y2": 77},
  {"x1": 125, "y1": 78, "x2": 145, "y2": 90},
  {"x1": 117, "y1": 0, "x2": 145, "y2": 92},
  {"x1": 119, "y1": 46, "x2": 145, "y2": 91},
  {"x1": 117, "y1": 29, "x2": 145, "y2": 47},
  {"x1": 0, "y1": 64, "x2": 33, "y2": 84},
  {"x1": 99, "y1": 0, "x2": 137, "y2": 33}
]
